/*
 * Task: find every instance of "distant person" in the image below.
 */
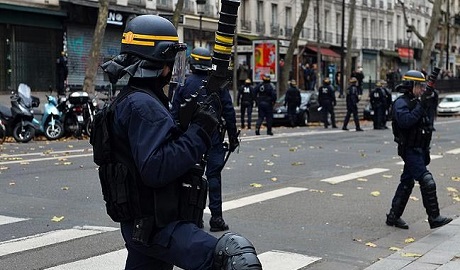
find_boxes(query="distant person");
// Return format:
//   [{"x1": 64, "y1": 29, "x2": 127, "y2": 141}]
[
  {"x1": 284, "y1": 80, "x2": 301, "y2": 127},
  {"x1": 254, "y1": 73, "x2": 276, "y2": 135},
  {"x1": 237, "y1": 61, "x2": 249, "y2": 88},
  {"x1": 302, "y1": 63, "x2": 312, "y2": 90},
  {"x1": 56, "y1": 51, "x2": 68, "y2": 96},
  {"x1": 237, "y1": 78, "x2": 255, "y2": 129},
  {"x1": 335, "y1": 70, "x2": 343, "y2": 98},
  {"x1": 318, "y1": 78, "x2": 337, "y2": 128},
  {"x1": 369, "y1": 81, "x2": 387, "y2": 129},
  {"x1": 342, "y1": 77, "x2": 363, "y2": 131},
  {"x1": 351, "y1": 66, "x2": 364, "y2": 95}
]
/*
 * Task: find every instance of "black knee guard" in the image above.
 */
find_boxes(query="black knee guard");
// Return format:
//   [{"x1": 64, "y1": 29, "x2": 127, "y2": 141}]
[
  {"x1": 418, "y1": 172, "x2": 440, "y2": 218},
  {"x1": 212, "y1": 232, "x2": 262, "y2": 270}
]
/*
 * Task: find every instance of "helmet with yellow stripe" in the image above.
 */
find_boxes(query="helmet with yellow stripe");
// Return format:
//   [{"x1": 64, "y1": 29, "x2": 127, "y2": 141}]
[
  {"x1": 189, "y1": 47, "x2": 212, "y2": 72},
  {"x1": 399, "y1": 70, "x2": 426, "y2": 92},
  {"x1": 120, "y1": 15, "x2": 186, "y2": 64}
]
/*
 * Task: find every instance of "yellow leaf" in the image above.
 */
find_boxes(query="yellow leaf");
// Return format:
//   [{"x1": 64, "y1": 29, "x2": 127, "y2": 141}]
[
  {"x1": 9, "y1": 182, "x2": 15, "y2": 186},
  {"x1": 382, "y1": 175, "x2": 393, "y2": 178},
  {"x1": 0, "y1": 166, "x2": 9, "y2": 170},
  {"x1": 389, "y1": 247, "x2": 401, "y2": 251},
  {"x1": 409, "y1": 196, "x2": 419, "y2": 201},
  {"x1": 451, "y1": 176, "x2": 460, "y2": 181},
  {"x1": 365, "y1": 242, "x2": 377, "y2": 247},
  {"x1": 247, "y1": 163, "x2": 253, "y2": 166},
  {"x1": 453, "y1": 195, "x2": 460, "y2": 202},
  {"x1": 271, "y1": 177, "x2": 277, "y2": 181},
  {"x1": 401, "y1": 252, "x2": 422, "y2": 258},
  {"x1": 51, "y1": 216, "x2": 65, "y2": 222},
  {"x1": 332, "y1": 193, "x2": 344, "y2": 197},
  {"x1": 259, "y1": 147, "x2": 266, "y2": 151},
  {"x1": 272, "y1": 154, "x2": 280, "y2": 157},
  {"x1": 404, "y1": 237, "x2": 415, "y2": 243},
  {"x1": 370, "y1": 191, "x2": 380, "y2": 197},
  {"x1": 62, "y1": 187, "x2": 69, "y2": 190},
  {"x1": 266, "y1": 162, "x2": 274, "y2": 166},
  {"x1": 291, "y1": 161, "x2": 304, "y2": 166},
  {"x1": 357, "y1": 178, "x2": 368, "y2": 182},
  {"x1": 309, "y1": 189, "x2": 325, "y2": 193},
  {"x1": 250, "y1": 183, "x2": 262, "y2": 188},
  {"x1": 447, "y1": 187, "x2": 458, "y2": 193},
  {"x1": 289, "y1": 147, "x2": 297, "y2": 152},
  {"x1": 264, "y1": 170, "x2": 271, "y2": 173},
  {"x1": 67, "y1": 145, "x2": 74, "y2": 148}
]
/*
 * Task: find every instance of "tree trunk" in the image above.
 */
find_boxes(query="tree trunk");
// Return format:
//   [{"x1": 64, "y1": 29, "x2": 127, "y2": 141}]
[
  {"x1": 172, "y1": 0, "x2": 185, "y2": 28},
  {"x1": 345, "y1": 0, "x2": 356, "y2": 85},
  {"x1": 279, "y1": 0, "x2": 311, "y2": 97},
  {"x1": 83, "y1": 0, "x2": 109, "y2": 94}
]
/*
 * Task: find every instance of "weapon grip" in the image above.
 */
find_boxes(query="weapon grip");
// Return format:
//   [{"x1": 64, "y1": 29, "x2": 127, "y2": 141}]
[{"x1": 179, "y1": 93, "x2": 198, "y2": 131}]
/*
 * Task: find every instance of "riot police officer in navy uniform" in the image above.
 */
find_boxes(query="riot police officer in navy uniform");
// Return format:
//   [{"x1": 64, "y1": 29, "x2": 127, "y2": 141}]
[
  {"x1": 369, "y1": 80, "x2": 387, "y2": 129},
  {"x1": 254, "y1": 74, "x2": 277, "y2": 135},
  {"x1": 237, "y1": 78, "x2": 255, "y2": 129},
  {"x1": 171, "y1": 47, "x2": 239, "y2": 232},
  {"x1": 98, "y1": 15, "x2": 261, "y2": 270},
  {"x1": 284, "y1": 80, "x2": 301, "y2": 127},
  {"x1": 342, "y1": 77, "x2": 363, "y2": 131},
  {"x1": 386, "y1": 70, "x2": 452, "y2": 230},
  {"x1": 318, "y1": 77, "x2": 337, "y2": 128}
]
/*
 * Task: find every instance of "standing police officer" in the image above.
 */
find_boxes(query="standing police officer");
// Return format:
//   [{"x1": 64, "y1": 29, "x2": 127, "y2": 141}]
[
  {"x1": 318, "y1": 78, "x2": 337, "y2": 128},
  {"x1": 254, "y1": 73, "x2": 277, "y2": 135},
  {"x1": 171, "y1": 47, "x2": 239, "y2": 232},
  {"x1": 237, "y1": 78, "x2": 255, "y2": 129},
  {"x1": 98, "y1": 15, "x2": 261, "y2": 269},
  {"x1": 284, "y1": 80, "x2": 301, "y2": 127},
  {"x1": 342, "y1": 77, "x2": 363, "y2": 131},
  {"x1": 369, "y1": 81, "x2": 387, "y2": 129},
  {"x1": 386, "y1": 70, "x2": 452, "y2": 230}
]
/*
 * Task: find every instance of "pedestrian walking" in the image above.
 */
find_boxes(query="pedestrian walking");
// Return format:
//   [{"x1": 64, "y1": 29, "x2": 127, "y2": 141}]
[
  {"x1": 386, "y1": 70, "x2": 452, "y2": 230},
  {"x1": 95, "y1": 15, "x2": 261, "y2": 270},
  {"x1": 237, "y1": 78, "x2": 255, "y2": 129},
  {"x1": 56, "y1": 51, "x2": 68, "y2": 96},
  {"x1": 284, "y1": 80, "x2": 301, "y2": 127},
  {"x1": 254, "y1": 73, "x2": 277, "y2": 135},
  {"x1": 318, "y1": 78, "x2": 337, "y2": 128},
  {"x1": 342, "y1": 77, "x2": 363, "y2": 131},
  {"x1": 171, "y1": 47, "x2": 239, "y2": 232}
]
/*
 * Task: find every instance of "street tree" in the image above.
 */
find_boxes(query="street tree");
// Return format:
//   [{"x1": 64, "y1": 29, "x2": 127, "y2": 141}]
[
  {"x1": 279, "y1": 0, "x2": 311, "y2": 97},
  {"x1": 345, "y1": 0, "x2": 357, "y2": 84},
  {"x1": 398, "y1": 0, "x2": 443, "y2": 70},
  {"x1": 83, "y1": 0, "x2": 109, "y2": 93},
  {"x1": 172, "y1": 0, "x2": 185, "y2": 28}
]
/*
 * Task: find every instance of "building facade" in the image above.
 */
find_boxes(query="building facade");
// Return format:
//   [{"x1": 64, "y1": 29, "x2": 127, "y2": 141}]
[{"x1": 0, "y1": 0, "x2": 458, "y2": 92}]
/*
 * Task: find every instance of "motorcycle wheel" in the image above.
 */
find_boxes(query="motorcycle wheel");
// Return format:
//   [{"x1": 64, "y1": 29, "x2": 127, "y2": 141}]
[
  {"x1": 65, "y1": 115, "x2": 82, "y2": 138},
  {"x1": 44, "y1": 120, "x2": 65, "y2": 140},
  {"x1": 12, "y1": 123, "x2": 35, "y2": 143}
]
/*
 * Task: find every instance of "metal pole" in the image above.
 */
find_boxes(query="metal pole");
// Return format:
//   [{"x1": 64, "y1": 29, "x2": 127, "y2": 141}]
[
  {"x1": 340, "y1": 0, "x2": 345, "y2": 97},
  {"x1": 199, "y1": 13, "x2": 203, "y2": 46},
  {"x1": 446, "y1": 0, "x2": 450, "y2": 71},
  {"x1": 316, "y1": 0, "x2": 321, "y2": 90}
]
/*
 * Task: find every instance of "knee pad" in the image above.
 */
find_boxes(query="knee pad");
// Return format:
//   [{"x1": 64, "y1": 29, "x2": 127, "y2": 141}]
[
  {"x1": 213, "y1": 232, "x2": 262, "y2": 270},
  {"x1": 419, "y1": 172, "x2": 436, "y2": 190}
]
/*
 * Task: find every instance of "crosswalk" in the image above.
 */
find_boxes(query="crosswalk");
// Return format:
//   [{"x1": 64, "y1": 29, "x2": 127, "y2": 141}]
[{"x1": 2, "y1": 147, "x2": 458, "y2": 269}]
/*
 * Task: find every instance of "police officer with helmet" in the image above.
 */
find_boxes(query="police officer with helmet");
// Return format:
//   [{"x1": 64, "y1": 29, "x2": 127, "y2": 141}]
[
  {"x1": 284, "y1": 79, "x2": 301, "y2": 127},
  {"x1": 254, "y1": 73, "x2": 276, "y2": 135},
  {"x1": 342, "y1": 77, "x2": 363, "y2": 131},
  {"x1": 171, "y1": 47, "x2": 239, "y2": 232},
  {"x1": 318, "y1": 77, "x2": 337, "y2": 128},
  {"x1": 369, "y1": 80, "x2": 387, "y2": 129},
  {"x1": 97, "y1": 15, "x2": 261, "y2": 270},
  {"x1": 237, "y1": 78, "x2": 255, "y2": 129},
  {"x1": 386, "y1": 70, "x2": 452, "y2": 230}
]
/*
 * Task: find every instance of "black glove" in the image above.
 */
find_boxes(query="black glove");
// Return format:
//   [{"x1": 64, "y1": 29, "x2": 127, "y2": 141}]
[
  {"x1": 228, "y1": 131, "x2": 240, "y2": 152},
  {"x1": 191, "y1": 101, "x2": 219, "y2": 137},
  {"x1": 420, "y1": 91, "x2": 433, "y2": 109}
]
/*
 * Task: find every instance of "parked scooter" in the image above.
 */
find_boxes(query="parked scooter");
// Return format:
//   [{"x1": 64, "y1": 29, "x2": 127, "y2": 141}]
[
  {"x1": 31, "y1": 95, "x2": 65, "y2": 140},
  {"x1": 58, "y1": 91, "x2": 90, "y2": 138},
  {"x1": 0, "y1": 84, "x2": 38, "y2": 143}
]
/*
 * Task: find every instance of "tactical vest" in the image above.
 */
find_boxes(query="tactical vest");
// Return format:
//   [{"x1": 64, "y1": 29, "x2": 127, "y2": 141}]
[{"x1": 392, "y1": 95, "x2": 432, "y2": 150}]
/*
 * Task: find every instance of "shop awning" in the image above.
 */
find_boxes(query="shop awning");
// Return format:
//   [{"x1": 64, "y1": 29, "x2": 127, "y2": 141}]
[
  {"x1": 380, "y1": 49, "x2": 399, "y2": 58},
  {"x1": 306, "y1": 45, "x2": 340, "y2": 58}
]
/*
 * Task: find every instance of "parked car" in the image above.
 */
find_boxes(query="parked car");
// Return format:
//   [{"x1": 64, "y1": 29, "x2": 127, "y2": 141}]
[
  {"x1": 437, "y1": 94, "x2": 460, "y2": 116},
  {"x1": 363, "y1": 92, "x2": 402, "y2": 120},
  {"x1": 273, "y1": 91, "x2": 322, "y2": 126}
]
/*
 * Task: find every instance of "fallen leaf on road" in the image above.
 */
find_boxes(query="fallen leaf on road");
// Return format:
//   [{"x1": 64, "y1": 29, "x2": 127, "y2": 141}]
[
  {"x1": 404, "y1": 237, "x2": 415, "y2": 243},
  {"x1": 401, "y1": 252, "x2": 421, "y2": 258},
  {"x1": 332, "y1": 193, "x2": 344, "y2": 197},
  {"x1": 266, "y1": 162, "x2": 274, "y2": 166},
  {"x1": 357, "y1": 178, "x2": 368, "y2": 182},
  {"x1": 291, "y1": 161, "x2": 304, "y2": 166},
  {"x1": 271, "y1": 177, "x2": 277, "y2": 181},
  {"x1": 51, "y1": 216, "x2": 64, "y2": 222},
  {"x1": 447, "y1": 187, "x2": 458, "y2": 193},
  {"x1": 259, "y1": 147, "x2": 266, "y2": 151},
  {"x1": 0, "y1": 166, "x2": 9, "y2": 170},
  {"x1": 409, "y1": 196, "x2": 419, "y2": 201},
  {"x1": 9, "y1": 182, "x2": 15, "y2": 186},
  {"x1": 389, "y1": 247, "x2": 401, "y2": 251},
  {"x1": 365, "y1": 242, "x2": 377, "y2": 247},
  {"x1": 62, "y1": 187, "x2": 69, "y2": 190},
  {"x1": 272, "y1": 154, "x2": 280, "y2": 157},
  {"x1": 309, "y1": 189, "x2": 325, "y2": 193},
  {"x1": 264, "y1": 170, "x2": 271, "y2": 173},
  {"x1": 250, "y1": 183, "x2": 262, "y2": 188},
  {"x1": 370, "y1": 191, "x2": 380, "y2": 197},
  {"x1": 451, "y1": 176, "x2": 460, "y2": 181},
  {"x1": 382, "y1": 175, "x2": 393, "y2": 178}
]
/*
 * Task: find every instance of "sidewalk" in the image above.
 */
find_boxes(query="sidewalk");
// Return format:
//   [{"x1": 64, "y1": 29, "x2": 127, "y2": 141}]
[{"x1": 364, "y1": 218, "x2": 460, "y2": 270}]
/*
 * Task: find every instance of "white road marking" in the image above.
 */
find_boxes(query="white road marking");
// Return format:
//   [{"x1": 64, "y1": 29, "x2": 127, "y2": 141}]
[
  {"x1": 0, "y1": 215, "x2": 29, "y2": 225},
  {"x1": 241, "y1": 130, "x2": 343, "y2": 142},
  {"x1": 320, "y1": 168, "x2": 389, "y2": 184},
  {"x1": 45, "y1": 249, "x2": 321, "y2": 270},
  {"x1": 204, "y1": 187, "x2": 308, "y2": 214},
  {"x1": 0, "y1": 153, "x2": 93, "y2": 165},
  {"x1": 396, "y1": 154, "x2": 443, "y2": 165},
  {"x1": 446, "y1": 148, "x2": 460, "y2": 155},
  {"x1": 0, "y1": 226, "x2": 118, "y2": 257}
]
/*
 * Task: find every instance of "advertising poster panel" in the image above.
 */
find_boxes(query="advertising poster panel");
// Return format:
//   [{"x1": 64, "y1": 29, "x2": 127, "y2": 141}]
[{"x1": 252, "y1": 40, "x2": 278, "y2": 82}]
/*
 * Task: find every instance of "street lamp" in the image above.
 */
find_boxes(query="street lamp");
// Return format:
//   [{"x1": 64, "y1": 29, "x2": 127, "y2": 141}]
[
  {"x1": 406, "y1": 29, "x2": 413, "y2": 70},
  {"x1": 197, "y1": 0, "x2": 206, "y2": 46}
]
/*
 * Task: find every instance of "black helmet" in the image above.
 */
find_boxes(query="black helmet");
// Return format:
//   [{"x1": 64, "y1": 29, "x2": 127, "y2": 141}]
[
  {"x1": 399, "y1": 70, "x2": 426, "y2": 91},
  {"x1": 349, "y1": 77, "x2": 358, "y2": 84},
  {"x1": 262, "y1": 73, "x2": 271, "y2": 82},
  {"x1": 189, "y1": 47, "x2": 212, "y2": 72},
  {"x1": 323, "y1": 78, "x2": 331, "y2": 85},
  {"x1": 120, "y1": 15, "x2": 186, "y2": 64}
]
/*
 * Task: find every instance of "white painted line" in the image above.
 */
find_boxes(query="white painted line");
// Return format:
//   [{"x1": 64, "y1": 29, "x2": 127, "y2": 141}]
[
  {"x1": 446, "y1": 148, "x2": 460, "y2": 155},
  {"x1": 0, "y1": 153, "x2": 93, "y2": 165},
  {"x1": 45, "y1": 249, "x2": 320, "y2": 270},
  {"x1": 396, "y1": 154, "x2": 443, "y2": 165},
  {"x1": 0, "y1": 149, "x2": 92, "y2": 159},
  {"x1": 0, "y1": 225, "x2": 118, "y2": 257},
  {"x1": 242, "y1": 130, "x2": 343, "y2": 142},
  {"x1": 0, "y1": 215, "x2": 29, "y2": 226},
  {"x1": 321, "y1": 168, "x2": 389, "y2": 184},
  {"x1": 46, "y1": 249, "x2": 127, "y2": 270},
  {"x1": 258, "y1": 250, "x2": 321, "y2": 270},
  {"x1": 204, "y1": 187, "x2": 308, "y2": 214}
]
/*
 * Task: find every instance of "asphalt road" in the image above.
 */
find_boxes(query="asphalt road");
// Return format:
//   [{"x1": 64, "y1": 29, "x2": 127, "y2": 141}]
[{"x1": 0, "y1": 117, "x2": 459, "y2": 270}]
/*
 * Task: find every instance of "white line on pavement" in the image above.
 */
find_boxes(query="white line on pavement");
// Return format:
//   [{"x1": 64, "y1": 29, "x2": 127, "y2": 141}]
[
  {"x1": 0, "y1": 153, "x2": 93, "y2": 165},
  {"x1": 446, "y1": 148, "x2": 460, "y2": 155},
  {"x1": 45, "y1": 249, "x2": 127, "y2": 270},
  {"x1": 0, "y1": 225, "x2": 118, "y2": 257},
  {"x1": 320, "y1": 168, "x2": 389, "y2": 184},
  {"x1": 241, "y1": 130, "x2": 343, "y2": 142},
  {"x1": 258, "y1": 250, "x2": 321, "y2": 270},
  {"x1": 0, "y1": 215, "x2": 29, "y2": 226},
  {"x1": 204, "y1": 187, "x2": 308, "y2": 214}
]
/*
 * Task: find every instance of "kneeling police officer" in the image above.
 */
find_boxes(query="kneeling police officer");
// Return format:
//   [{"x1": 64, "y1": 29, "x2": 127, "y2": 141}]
[
  {"x1": 95, "y1": 15, "x2": 261, "y2": 270},
  {"x1": 387, "y1": 70, "x2": 452, "y2": 230}
]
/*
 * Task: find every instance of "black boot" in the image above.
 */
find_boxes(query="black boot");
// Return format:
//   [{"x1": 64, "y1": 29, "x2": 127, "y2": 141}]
[
  {"x1": 255, "y1": 128, "x2": 260, "y2": 135},
  {"x1": 420, "y1": 173, "x2": 453, "y2": 229},
  {"x1": 386, "y1": 181, "x2": 413, "y2": 229},
  {"x1": 210, "y1": 216, "x2": 229, "y2": 232}
]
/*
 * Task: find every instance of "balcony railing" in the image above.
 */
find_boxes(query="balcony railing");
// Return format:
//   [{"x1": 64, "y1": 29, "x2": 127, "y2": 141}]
[
  {"x1": 240, "y1": 19, "x2": 252, "y2": 31},
  {"x1": 285, "y1": 27, "x2": 293, "y2": 38},
  {"x1": 256, "y1": 21, "x2": 265, "y2": 34},
  {"x1": 270, "y1": 24, "x2": 280, "y2": 36},
  {"x1": 363, "y1": 38, "x2": 369, "y2": 47}
]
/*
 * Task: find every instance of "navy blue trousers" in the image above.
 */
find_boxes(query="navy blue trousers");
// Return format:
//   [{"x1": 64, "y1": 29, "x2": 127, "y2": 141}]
[{"x1": 206, "y1": 140, "x2": 226, "y2": 217}]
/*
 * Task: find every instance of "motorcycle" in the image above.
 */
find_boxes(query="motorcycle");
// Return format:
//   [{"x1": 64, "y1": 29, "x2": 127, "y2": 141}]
[
  {"x1": 31, "y1": 95, "x2": 65, "y2": 140},
  {"x1": 0, "y1": 84, "x2": 38, "y2": 143},
  {"x1": 58, "y1": 91, "x2": 90, "y2": 138}
]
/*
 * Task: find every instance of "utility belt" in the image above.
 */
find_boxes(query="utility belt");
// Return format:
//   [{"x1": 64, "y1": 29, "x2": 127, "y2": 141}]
[{"x1": 396, "y1": 127, "x2": 432, "y2": 158}]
